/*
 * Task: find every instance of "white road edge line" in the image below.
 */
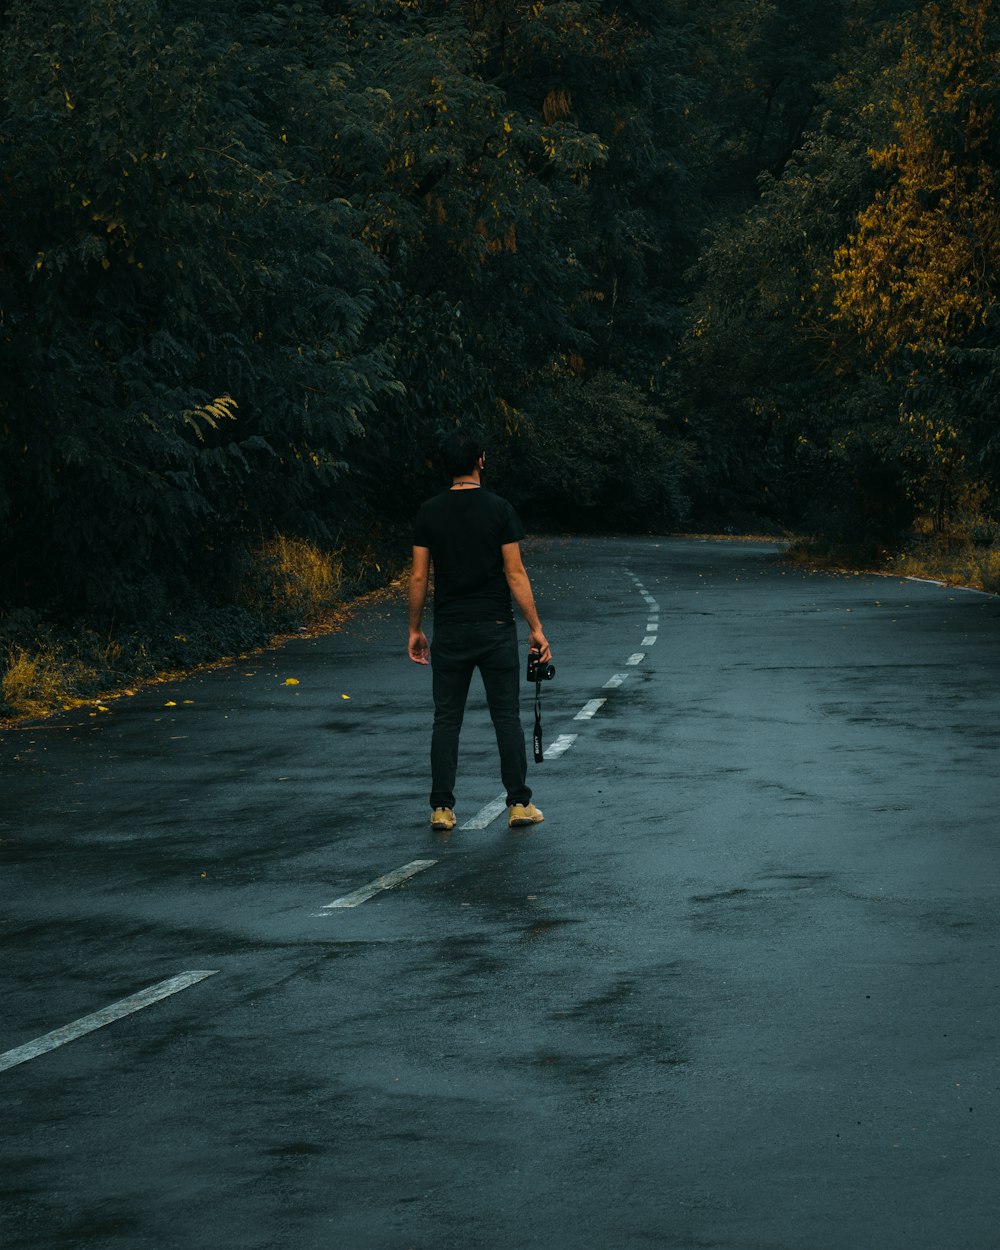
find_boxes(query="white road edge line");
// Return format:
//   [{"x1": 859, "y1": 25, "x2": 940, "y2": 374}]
[
  {"x1": 626, "y1": 653, "x2": 645, "y2": 665},
  {"x1": 574, "y1": 698, "x2": 606, "y2": 721},
  {"x1": 320, "y1": 859, "x2": 438, "y2": 909},
  {"x1": 0, "y1": 971, "x2": 219, "y2": 1074},
  {"x1": 902, "y1": 574, "x2": 995, "y2": 597},
  {"x1": 604, "y1": 673, "x2": 629, "y2": 689}
]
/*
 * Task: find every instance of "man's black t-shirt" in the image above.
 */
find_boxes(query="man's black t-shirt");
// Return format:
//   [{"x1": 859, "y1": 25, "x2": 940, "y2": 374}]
[{"x1": 413, "y1": 488, "x2": 525, "y2": 624}]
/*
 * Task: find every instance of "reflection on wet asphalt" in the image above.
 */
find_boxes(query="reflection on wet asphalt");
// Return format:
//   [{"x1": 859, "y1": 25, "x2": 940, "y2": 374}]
[{"x1": 2, "y1": 536, "x2": 999, "y2": 1250}]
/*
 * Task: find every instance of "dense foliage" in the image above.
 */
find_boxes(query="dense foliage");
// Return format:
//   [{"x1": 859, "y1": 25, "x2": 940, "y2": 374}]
[
  {"x1": 2, "y1": 0, "x2": 998, "y2": 701},
  {"x1": 684, "y1": 0, "x2": 1000, "y2": 543}
]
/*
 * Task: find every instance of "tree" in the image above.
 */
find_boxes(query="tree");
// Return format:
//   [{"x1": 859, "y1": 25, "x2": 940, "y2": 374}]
[
  {"x1": 676, "y1": 18, "x2": 900, "y2": 531},
  {"x1": 0, "y1": 0, "x2": 391, "y2": 614},
  {"x1": 831, "y1": 0, "x2": 1000, "y2": 362},
  {"x1": 830, "y1": 0, "x2": 1000, "y2": 525}
]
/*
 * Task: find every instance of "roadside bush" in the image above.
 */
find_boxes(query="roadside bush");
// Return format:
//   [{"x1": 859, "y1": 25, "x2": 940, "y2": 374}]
[
  {"x1": 244, "y1": 536, "x2": 344, "y2": 630},
  {"x1": 888, "y1": 527, "x2": 1000, "y2": 594},
  {"x1": 1, "y1": 646, "x2": 99, "y2": 718}
]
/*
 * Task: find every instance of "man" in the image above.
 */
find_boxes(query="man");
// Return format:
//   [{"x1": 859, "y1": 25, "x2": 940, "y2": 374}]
[{"x1": 408, "y1": 429, "x2": 551, "y2": 832}]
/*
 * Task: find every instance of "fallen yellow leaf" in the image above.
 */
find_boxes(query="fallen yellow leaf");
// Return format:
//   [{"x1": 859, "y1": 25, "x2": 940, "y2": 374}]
[
  {"x1": 341, "y1": 694, "x2": 350, "y2": 700},
  {"x1": 165, "y1": 700, "x2": 177, "y2": 707},
  {"x1": 284, "y1": 678, "x2": 300, "y2": 686}
]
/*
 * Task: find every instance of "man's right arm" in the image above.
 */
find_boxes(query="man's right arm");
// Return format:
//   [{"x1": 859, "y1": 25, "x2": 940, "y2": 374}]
[
  {"x1": 502, "y1": 541, "x2": 550, "y2": 662},
  {"x1": 408, "y1": 545, "x2": 431, "y2": 664}
]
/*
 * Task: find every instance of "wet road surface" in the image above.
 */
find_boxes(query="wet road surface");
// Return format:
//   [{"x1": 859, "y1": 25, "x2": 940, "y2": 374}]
[{"x1": 2, "y1": 536, "x2": 999, "y2": 1250}]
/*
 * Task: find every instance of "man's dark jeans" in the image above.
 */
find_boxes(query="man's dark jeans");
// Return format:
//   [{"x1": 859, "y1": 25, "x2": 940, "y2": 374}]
[{"x1": 430, "y1": 620, "x2": 531, "y2": 811}]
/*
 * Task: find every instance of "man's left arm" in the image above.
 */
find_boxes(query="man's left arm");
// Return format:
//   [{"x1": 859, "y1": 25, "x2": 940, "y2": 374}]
[
  {"x1": 408, "y1": 545, "x2": 431, "y2": 664},
  {"x1": 502, "y1": 542, "x2": 550, "y2": 662}
]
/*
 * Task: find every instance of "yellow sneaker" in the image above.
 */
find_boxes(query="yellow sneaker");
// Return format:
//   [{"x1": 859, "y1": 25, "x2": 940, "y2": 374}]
[
  {"x1": 508, "y1": 802, "x2": 544, "y2": 828},
  {"x1": 430, "y1": 807, "x2": 457, "y2": 831}
]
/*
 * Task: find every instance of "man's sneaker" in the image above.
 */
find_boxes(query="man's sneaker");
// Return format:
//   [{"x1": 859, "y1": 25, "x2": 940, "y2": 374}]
[
  {"x1": 508, "y1": 802, "x2": 544, "y2": 828},
  {"x1": 430, "y1": 807, "x2": 457, "y2": 831}
]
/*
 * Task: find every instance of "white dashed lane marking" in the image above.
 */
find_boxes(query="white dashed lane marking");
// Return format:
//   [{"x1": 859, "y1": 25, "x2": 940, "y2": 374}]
[
  {"x1": 461, "y1": 733, "x2": 579, "y2": 830},
  {"x1": 460, "y1": 797, "x2": 508, "y2": 830},
  {"x1": 626, "y1": 653, "x2": 645, "y2": 666},
  {"x1": 574, "y1": 699, "x2": 606, "y2": 721},
  {"x1": 546, "y1": 733, "x2": 578, "y2": 758},
  {"x1": 604, "y1": 673, "x2": 629, "y2": 689},
  {"x1": 642, "y1": 635, "x2": 657, "y2": 647},
  {"x1": 319, "y1": 859, "x2": 438, "y2": 909},
  {"x1": 0, "y1": 971, "x2": 219, "y2": 1074}
]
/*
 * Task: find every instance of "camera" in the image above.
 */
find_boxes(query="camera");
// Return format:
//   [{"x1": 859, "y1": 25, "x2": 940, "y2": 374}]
[{"x1": 526, "y1": 647, "x2": 555, "y2": 683}]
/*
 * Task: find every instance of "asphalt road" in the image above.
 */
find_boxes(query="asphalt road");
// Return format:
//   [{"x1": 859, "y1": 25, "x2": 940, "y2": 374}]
[{"x1": 2, "y1": 535, "x2": 999, "y2": 1250}]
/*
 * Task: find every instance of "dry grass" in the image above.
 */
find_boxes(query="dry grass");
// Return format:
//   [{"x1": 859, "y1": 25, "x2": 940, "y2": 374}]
[
  {"x1": 887, "y1": 537, "x2": 1000, "y2": 594},
  {"x1": 1, "y1": 646, "x2": 99, "y2": 719},
  {"x1": 250, "y1": 535, "x2": 344, "y2": 623},
  {"x1": 787, "y1": 519, "x2": 1000, "y2": 596}
]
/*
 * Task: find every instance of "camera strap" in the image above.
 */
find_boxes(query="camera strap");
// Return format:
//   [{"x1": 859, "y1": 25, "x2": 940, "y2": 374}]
[{"x1": 533, "y1": 679, "x2": 544, "y2": 763}]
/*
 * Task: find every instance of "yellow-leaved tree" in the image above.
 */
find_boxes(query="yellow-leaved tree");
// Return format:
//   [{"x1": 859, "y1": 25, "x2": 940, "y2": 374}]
[
  {"x1": 830, "y1": 0, "x2": 1000, "y2": 529},
  {"x1": 832, "y1": 0, "x2": 1000, "y2": 363}
]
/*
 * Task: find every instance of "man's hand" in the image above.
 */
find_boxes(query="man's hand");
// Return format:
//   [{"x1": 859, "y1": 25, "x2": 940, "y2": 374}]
[
  {"x1": 408, "y1": 630, "x2": 430, "y2": 665},
  {"x1": 529, "y1": 629, "x2": 551, "y2": 664}
]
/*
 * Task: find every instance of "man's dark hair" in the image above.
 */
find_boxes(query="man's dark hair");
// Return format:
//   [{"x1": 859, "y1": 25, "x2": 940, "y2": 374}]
[{"x1": 440, "y1": 428, "x2": 486, "y2": 478}]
